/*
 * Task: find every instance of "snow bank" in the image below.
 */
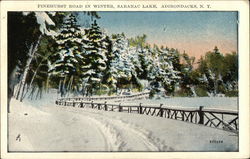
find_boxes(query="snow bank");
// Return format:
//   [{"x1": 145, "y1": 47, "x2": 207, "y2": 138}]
[
  {"x1": 23, "y1": 89, "x2": 59, "y2": 107},
  {"x1": 8, "y1": 99, "x2": 51, "y2": 151}
]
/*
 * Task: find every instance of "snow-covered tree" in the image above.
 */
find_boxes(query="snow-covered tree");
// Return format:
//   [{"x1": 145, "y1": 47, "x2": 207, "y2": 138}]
[
  {"x1": 49, "y1": 13, "x2": 83, "y2": 97},
  {"x1": 196, "y1": 46, "x2": 231, "y2": 96},
  {"x1": 148, "y1": 46, "x2": 180, "y2": 96},
  {"x1": 137, "y1": 47, "x2": 153, "y2": 80},
  {"x1": 110, "y1": 33, "x2": 144, "y2": 92},
  {"x1": 80, "y1": 20, "x2": 108, "y2": 95},
  {"x1": 127, "y1": 47, "x2": 143, "y2": 89},
  {"x1": 178, "y1": 51, "x2": 198, "y2": 96},
  {"x1": 159, "y1": 48, "x2": 181, "y2": 93},
  {"x1": 11, "y1": 12, "x2": 57, "y2": 101}
]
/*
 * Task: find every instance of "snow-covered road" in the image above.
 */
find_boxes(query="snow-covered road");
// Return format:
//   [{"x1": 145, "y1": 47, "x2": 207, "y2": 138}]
[
  {"x1": 8, "y1": 99, "x2": 238, "y2": 152},
  {"x1": 9, "y1": 105, "x2": 109, "y2": 151},
  {"x1": 9, "y1": 100, "x2": 165, "y2": 151},
  {"x1": 38, "y1": 106, "x2": 167, "y2": 151},
  {"x1": 64, "y1": 107, "x2": 162, "y2": 151}
]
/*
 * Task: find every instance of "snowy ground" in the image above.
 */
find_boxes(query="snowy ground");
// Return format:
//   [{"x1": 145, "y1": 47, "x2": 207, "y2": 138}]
[
  {"x1": 8, "y1": 94, "x2": 238, "y2": 152},
  {"x1": 124, "y1": 97, "x2": 238, "y2": 110}
]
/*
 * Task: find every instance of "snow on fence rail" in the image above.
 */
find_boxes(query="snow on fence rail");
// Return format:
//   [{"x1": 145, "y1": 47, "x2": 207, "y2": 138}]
[
  {"x1": 57, "y1": 92, "x2": 150, "y2": 101},
  {"x1": 55, "y1": 99, "x2": 238, "y2": 134}
]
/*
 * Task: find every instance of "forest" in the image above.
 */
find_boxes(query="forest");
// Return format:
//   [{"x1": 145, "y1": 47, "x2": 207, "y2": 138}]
[{"x1": 7, "y1": 11, "x2": 238, "y2": 111}]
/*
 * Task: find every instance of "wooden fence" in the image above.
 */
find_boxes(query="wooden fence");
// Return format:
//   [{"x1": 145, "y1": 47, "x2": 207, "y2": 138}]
[
  {"x1": 57, "y1": 92, "x2": 150, "y2": 101},
  {"x1": 55, "y1": 99, "x2": 239, "y2": 133}
]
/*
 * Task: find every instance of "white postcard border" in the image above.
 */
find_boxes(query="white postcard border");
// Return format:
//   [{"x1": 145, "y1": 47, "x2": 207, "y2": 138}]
[{"x1": 1, "y1": 1, "x2": 249, "y2": 159}]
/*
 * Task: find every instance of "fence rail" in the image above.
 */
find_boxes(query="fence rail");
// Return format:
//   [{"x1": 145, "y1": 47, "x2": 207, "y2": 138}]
[
  {"x1": 55, "y1": 98, "x2": 238, "y2": 133},
  {"x1": 57, "y1": 92, "x2": 150, "y2": 102}
]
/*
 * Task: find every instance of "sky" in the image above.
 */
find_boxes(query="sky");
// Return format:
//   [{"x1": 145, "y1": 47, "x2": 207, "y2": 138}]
[{"x1": 79, "y1": 11, "x2": 238, "y2": 60}]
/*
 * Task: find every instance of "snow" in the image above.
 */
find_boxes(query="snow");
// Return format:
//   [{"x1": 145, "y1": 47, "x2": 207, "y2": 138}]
[
  {"x1": 22, "y1": 12, "x2": 56, "y2": 36},
  {"x1": 128, "y1": 97, "x2": 238, "y2": 110},
  {"x1": 8, "y1": 92, "x2": 238, "y2": 152},
  {"x1": 9, "y1": 100, "x2": 108, "y2": 151}
]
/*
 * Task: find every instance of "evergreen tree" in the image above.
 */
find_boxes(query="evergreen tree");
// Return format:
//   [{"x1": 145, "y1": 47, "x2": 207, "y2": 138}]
[
  {"x1": 137, "y1": 47, "x2": 152, "y2": 80},
  {"x1": 127, "y1": 47, "x2": 142, "y2": 89},
  {"x1": 179, "y1": 51, "x2": 198, "y2": 96},
  {"x1": 196, "y1": 46, "x2": 229, "y2": 96},
  {"x1": 204, "y1": 47, "x2": 224, "y2": 95},
  {"x1": 109, "y1": 33, "x2": 131, "y2": 91},
  {"x1": 49, "y1": 13, "x2": 83, "y2": 97},
  {"x1": 80, "y1": 20, "x2": 108, "y2": 95},
  {"x1": 100, "y1": 35, "x2": 113, "y2": 91},
  {"x1": 158, "y1": 47, "x2": 180, "y2": 94},
  {"x1": 222, "y1": 52, "x2": 238, "y2": 92}
]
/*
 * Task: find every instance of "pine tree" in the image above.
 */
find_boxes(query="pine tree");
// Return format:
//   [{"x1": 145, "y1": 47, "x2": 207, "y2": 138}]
[
  {"x1": 49, "y1": 13, "x2": 83, "y2": 97},
  {"x1": 137, "y1": 47, "x2": 152, "y2": 80},
  {"x1": 127, "y1": 47, "x2": 142, "y2": 90},
  {"x1": 148, "y1": 46, "x2": 180, "y2": 96},
  {"x1": 80, "y1": 20, "x2": 108, "y2": 95},
  {"x1": 158, "y1": 47, "x2": 180, "y2": 94},
  {"x1": 100, "y1": 35, "x2": 113, "y2": 92},
  {"x1": 110, "y1": 34, "x2": 129, "y2": 87},
  {"x1": 99, "y1": 33, "x2": 128, "y2": 93}
]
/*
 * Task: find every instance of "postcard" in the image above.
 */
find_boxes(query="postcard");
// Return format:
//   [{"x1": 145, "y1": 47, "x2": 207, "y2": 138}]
[{"x1": 0, "y1": 0, "x2": 249, "y2": 159}]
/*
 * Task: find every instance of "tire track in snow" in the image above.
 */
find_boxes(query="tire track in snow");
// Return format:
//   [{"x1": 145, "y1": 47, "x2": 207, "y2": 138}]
[
  {"x1": 111, "y1": 118, "x2": 159, "y2": 151},
  {"x1": 64, "y1": 108, "x2": 125, "y2": 151},
  {"x1": 115, "y1": 118, "x2": 175, "y2": 151},
  {"x1": 83, "y1": 116, "x2": 110, "y2": 151},
  {"x1": 66, "y1": 107, "x2": 162, "y2": 151},
  {"x1": 82, "y1": 115, "x2": 126, "y2": 151},
  {"x1": 35, "y1": 106, "x2": 111, "y2": 151}
]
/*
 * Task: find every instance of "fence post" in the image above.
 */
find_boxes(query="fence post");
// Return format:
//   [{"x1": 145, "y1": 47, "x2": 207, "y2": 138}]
[
  {"x1": 181, "y1": 111, "x2": 184, "y2": 121},
  {"x1": 73, "y1": 101, "x2": 75, "y2": 107},
  {"x1": 98, "y1": 104, "x2": 100, "y2": 110},
  {"x1": 104, "y1": 101, "x2": 107, "y2": 111},
  {"x1": 91, "y1": 101, "x2": 94, "y2": 109},
  {"x1": 198, "y1": 106, "x2": 204, "y2": 124},
  {"x1": 64, "y1": 101, "x2": 67, "y2": 106},
  {"x1": 159, "y1": 104, "x2": 163, "y2": 117},
  {"x1": 119, "y1": 103, "x2": 122, "y2": 112},
  {"x1": 139, "y1": 103, "x2": 142, "y2": 114}
]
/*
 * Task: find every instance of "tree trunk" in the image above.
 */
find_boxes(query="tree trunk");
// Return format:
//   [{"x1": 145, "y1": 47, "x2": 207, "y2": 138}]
[
  {"x1": 15, "y1": 75, "x2": 23, "y2": 100},
  {"x1": 66, "y1": 76, "x2": 73, "y2": 97},
  {"x1": 45, "y1": 74, "x2": 51, "y2": 93},
  {"x1": 35, "y1": 87, "x2": 42, "y2": 100},
  {"x1": 14, "y1": 83, "x2": 20, "y2": 98},
  {"x1": 26, "y1": 54, "x2": 51, "y2": 95},
  {"x1": 16, "y1": 45, "x2": 34, "y2": 100},
  {"x1": 28, "y1": 86, "x2": 36, "y2": 100},
  {"x1": 58, "y1": 79, "x2": 62, "y2": 97},
  {"x1": 16, "y1": 35, "x2": 42, "y2": 102},
  {"x1": 8, "y1": 66, "x2": 19, "y2": 113},
  {"x1": 62, "y1": 76, "x2": 67, "y2": 97}
]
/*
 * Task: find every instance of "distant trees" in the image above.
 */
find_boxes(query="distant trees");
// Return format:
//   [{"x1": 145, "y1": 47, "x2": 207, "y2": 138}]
[{"x1": 196, "y1": 47, "x2": 238, "y2": 96}]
